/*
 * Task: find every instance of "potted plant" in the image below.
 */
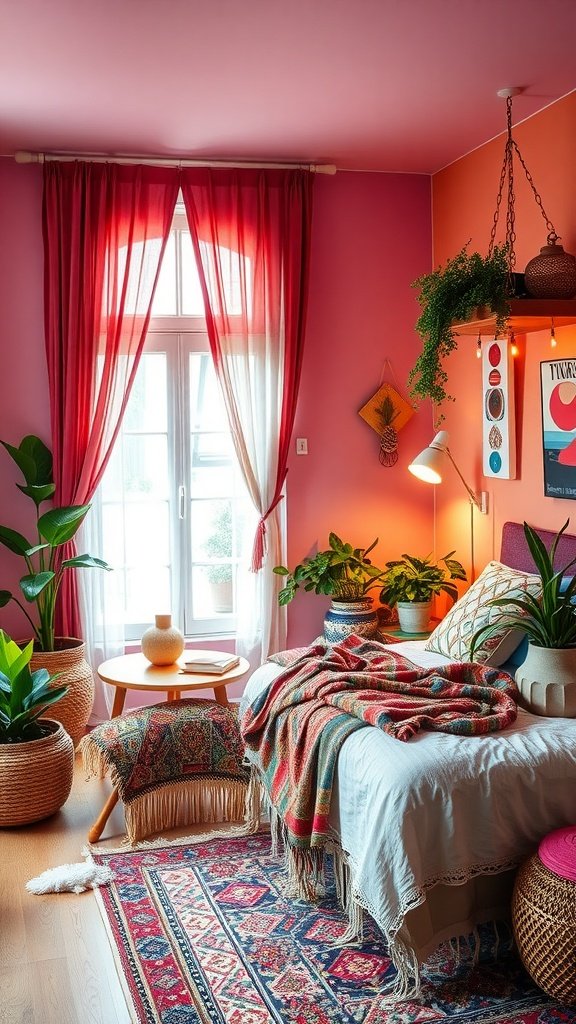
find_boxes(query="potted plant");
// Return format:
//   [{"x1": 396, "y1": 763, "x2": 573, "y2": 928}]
[
  {"x1": 470, "y1": 520, "x2": 576, "y2": 717},
  {"x1": 408, "y1": 244, "x2": 510, "y2": 418},
  {"x1": 203, "y1": 503, "x2": 233, "y2": 613},
  {"x1": 379, "y1": 551, "x2": 467, "y2": 634},
  {"x1": 0, "y1": 434, "x2": 111, "y2": 746},
  {"x1": 0, "y1": 630, "x2": 74, "y2": 825},
  {"x1": 273, "y1": 533, "x2": 387, "y2": 642}
]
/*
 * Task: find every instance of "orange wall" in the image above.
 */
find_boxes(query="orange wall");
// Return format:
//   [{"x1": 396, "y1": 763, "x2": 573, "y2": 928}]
[{"x1": 432, "y1": 92, "x2": 576, "y2": 571}]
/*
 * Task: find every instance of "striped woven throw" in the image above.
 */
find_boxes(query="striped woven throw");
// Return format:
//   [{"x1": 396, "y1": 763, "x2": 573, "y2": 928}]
[{"x1": 241, "y1": 634, "x2": 519, "y2": 851}]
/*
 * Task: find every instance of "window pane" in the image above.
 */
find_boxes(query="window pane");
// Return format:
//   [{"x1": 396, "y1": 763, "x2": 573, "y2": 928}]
[
  {"x1": 151, "y1": 234, "x2": 177, "y2": 315},
  {"x1": 126, "y1": 567, "x2": 171, "y2": 624},
  {"x1": 191, "y1": 566, "x2": 234, "y2": 618},
  {"x1": 123, "y1": 354, "x2": 167, "y2": 432},
  {"x1": 124, "y1": 503, "x2": 170, "y2": 564},
  {"x1": 189, "y1": 353, "x2": 230, "y2": 431},
  {"x1": 123, "y1": 435, "x2": 169, "y2": 499},
  {"x1": 181, "y1": 232, "x2": 207, "y2": 315},
  {"x1": 190, "y1": 465, "x2": 235, "y2": 498}
]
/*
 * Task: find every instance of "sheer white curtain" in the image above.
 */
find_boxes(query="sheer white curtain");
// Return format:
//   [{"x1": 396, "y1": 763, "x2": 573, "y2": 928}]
[{"x1": 181, "y1": 168, "x2": 314, "y2": 666}]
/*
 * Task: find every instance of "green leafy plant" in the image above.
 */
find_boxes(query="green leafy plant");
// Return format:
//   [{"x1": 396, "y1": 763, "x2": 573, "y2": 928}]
[
  {"x1": 273, "y1": 534, "x2": 386, "y2": 606},
  {"x1": 0, "y1": 435, "x2": 111, "y2": 652},
  {"x1": 203, "y1": 503, "x2": 233, "y2": 585},
  {"x1": 471, "y1": 520, "x2": 576, "y2": 656},
  {"x1": 379, "y1": 551, "x2": 467, "y2": 606},
  {"x1": 0, "y1": 630, "x2": 68, "y2": 743},
  {"x1": 408, "y1": 244, "x2": 510, "y2": 416}
]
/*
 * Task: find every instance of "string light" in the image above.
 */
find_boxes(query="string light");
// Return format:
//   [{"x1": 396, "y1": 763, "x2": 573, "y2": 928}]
[
  {"x1": 476, "y1": 333, "x2": 482, "y2": 359},
  {"x1": 550, "y1": 319, "x2": 557, "y2": 348},
  {"x1": 510, "y1": 332, "x2": 519, "y2": 357}
]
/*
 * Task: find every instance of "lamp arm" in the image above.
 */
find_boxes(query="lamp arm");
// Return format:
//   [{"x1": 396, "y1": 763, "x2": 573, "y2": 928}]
[{"x1": 444, "y1": 447, "x2": 484, "y2": 511}]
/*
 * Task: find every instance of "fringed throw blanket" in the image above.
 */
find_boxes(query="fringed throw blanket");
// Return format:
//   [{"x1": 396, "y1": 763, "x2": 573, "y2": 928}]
[
  {"x1": 82, "y1": 698, "x2": 249, "y2": 844},
  {"x1": 240, "y1": 634, "x2": 519, "y2": 853}
]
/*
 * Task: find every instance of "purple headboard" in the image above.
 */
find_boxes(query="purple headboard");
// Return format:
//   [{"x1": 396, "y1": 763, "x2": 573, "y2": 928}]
[{"x1": 500, "y1": 521, "x2": 576, "y2": 574}]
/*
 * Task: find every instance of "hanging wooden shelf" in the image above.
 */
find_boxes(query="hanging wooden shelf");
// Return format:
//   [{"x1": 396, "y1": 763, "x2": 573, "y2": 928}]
[{"x1": 452, "y1": 299, "x2": 576, "y2": 337}]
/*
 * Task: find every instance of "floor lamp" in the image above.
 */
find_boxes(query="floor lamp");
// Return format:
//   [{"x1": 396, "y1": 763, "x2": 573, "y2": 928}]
[{"x1": 408, "y1": 431, "x2": 488, "y2": 580}]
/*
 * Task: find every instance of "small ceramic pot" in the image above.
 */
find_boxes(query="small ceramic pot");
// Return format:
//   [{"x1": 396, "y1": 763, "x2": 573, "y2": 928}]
[{"x1": 141, "y1": 614, "x2": 185, "y2": 666}]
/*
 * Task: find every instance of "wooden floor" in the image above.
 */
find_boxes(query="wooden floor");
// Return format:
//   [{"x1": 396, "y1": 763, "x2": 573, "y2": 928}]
[{"x1": 0, "y1": 754, "x2": 224, "y2": 1024}]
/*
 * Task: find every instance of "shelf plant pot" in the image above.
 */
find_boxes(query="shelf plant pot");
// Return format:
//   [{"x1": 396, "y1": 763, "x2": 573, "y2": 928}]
[{"x1": 396, "y1": 601, "x2": 432, "y2": 635}]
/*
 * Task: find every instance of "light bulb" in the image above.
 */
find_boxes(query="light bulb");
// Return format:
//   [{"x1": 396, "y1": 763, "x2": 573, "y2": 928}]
[
  {"x1": 476, "y1": 334, "x2": 482, "y2": 359},
  {"x1": 550, "y1": 322, "x2": 557, "y2": 348},
  {"x1": 510, "y1": 333, "x2": 519, "y2": 357}
]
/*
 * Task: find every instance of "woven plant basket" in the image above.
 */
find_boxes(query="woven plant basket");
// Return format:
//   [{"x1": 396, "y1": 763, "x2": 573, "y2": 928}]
[
  {"x1": 30, "y1": 639, "x2": 94, "y2": 749},
  {"x1": 512, "y1": 853, "x2": 576, "y2": 1004},
  {"x1": 0, "y1": 720, "x2": 74, "y2": 827}
]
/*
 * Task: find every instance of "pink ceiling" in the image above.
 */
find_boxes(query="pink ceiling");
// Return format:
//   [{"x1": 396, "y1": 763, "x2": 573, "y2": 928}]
[{"x1": 1, "y1": 0, "x2": 575, "y2": 174}]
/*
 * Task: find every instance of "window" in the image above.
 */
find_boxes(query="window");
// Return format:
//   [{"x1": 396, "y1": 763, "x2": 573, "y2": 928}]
[{"x1": 97, "y1": 205, "x2": 253, "y2": 642}]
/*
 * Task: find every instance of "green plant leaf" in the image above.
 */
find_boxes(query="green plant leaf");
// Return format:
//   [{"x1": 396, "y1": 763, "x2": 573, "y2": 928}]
[
  {"x1": 0, "y1": 526, "x2": 33, "y2": 556},
  {"x1": 20, "y1": 572, "x2": 55, "y2": 601},
  {"x1": 61, "y1": 554, "x2": 112, "y2": 570},
  {"x1": 0, "y1": 591, "x2": 12, "y2": 607},
  {"x1": 38, "y1": 504, "x2": 91, "y2": 546},
  {"x1": 16, "y1": 482, "x2": 56, "y2": 507}
]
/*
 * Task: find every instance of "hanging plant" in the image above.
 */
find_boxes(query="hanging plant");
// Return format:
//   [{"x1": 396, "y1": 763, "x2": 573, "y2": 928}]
[{"x1": 408, "y1": 244, "x2": 510, "y2": 417}]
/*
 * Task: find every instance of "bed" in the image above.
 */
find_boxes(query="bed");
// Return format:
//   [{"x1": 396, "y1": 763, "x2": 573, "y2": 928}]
[{"x1": 239, "y1": 522, "x2": 576, "y2": 995}]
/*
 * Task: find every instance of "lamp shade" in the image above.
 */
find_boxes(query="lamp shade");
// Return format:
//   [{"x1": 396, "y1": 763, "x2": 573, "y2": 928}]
[{"x1": 408, "y1": 431, "x2": 450, "y2": 484}]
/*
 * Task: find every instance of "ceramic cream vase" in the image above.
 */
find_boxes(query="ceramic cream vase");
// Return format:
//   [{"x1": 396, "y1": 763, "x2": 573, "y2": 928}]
[
  {"x1": 141, "y1": 614, "x2": 185, "y2": 666},
  {"x1": 515, "y1": 644, "x2": 576, "y2": 718}
]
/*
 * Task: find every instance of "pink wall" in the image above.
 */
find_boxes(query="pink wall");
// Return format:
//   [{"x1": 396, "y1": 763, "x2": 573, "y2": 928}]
[
  {"x1": 432, "y1": 94, "x2": 576, "y2": 572},
  {"x1": 0, "y1": 159, "x2": 50, "y2": 639},
  {"x1": 285, "y1": 171, "x2": 433, "y2": 645},
  {"x1": 0, "y1": 161, "x2": 434, "y2": 655}
]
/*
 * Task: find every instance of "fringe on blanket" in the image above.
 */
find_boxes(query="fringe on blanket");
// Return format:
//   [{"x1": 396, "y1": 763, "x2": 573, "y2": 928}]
[{"x1": 255, "y1": 768, "x2": 424, "y2": 1001}]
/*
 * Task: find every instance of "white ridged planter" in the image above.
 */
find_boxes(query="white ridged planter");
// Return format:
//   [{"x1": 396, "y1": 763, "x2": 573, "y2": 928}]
[
  {"x1": 515, "y1": 644, "x2": 576, "y2": 718},
  {"x1": 397, "y1": 601, "x2": 432, "y2": 634}
]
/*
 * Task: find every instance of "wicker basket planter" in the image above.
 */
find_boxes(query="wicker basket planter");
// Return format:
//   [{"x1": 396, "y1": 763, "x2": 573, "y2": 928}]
[
  {"x1": 512, "y1": 853, "x2": 576, "y2": 1004},
  {"x1": 30, "y1": 639, "x2": 94, "y2": 749},
  {"x1": 0, "y1": 720, "x2": 74, "y2": 827}
]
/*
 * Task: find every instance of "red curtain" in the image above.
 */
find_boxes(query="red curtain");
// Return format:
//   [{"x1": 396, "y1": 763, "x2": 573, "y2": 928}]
[
  {"x1": 43, "y1": 161, "x2": 179, "y2": 637},
  {"x1": 180, "y1": 168, "x2": 314, "y2": 571}
]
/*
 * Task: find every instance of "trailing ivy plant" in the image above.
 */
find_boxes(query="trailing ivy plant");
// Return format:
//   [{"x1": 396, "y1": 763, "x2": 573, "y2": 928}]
[{"x1": 408, "y1": 244, "x2": 510, "y2": 418}]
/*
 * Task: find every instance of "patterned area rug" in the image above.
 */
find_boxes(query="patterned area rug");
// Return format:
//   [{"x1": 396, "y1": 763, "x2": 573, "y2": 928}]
[{"x1": 92, "y1": 832, "x2": 573, "y2": 1024}]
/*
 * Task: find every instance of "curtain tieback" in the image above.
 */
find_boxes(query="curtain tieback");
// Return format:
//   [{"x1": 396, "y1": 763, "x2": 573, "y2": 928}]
[{"x1": 250, "y1": 495, "x2": 284, "y2": 573}]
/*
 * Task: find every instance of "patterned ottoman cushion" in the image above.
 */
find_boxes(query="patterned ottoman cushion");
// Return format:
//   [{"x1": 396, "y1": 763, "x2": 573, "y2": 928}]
[{"x1": 81, "y1": 698, "x2": 250, "y2": 844}]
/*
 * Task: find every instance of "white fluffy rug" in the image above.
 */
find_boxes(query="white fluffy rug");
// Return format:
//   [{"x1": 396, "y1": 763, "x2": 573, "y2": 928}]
[{"x1": 26, "y1": 861, "x2": 114, "y2": 895}]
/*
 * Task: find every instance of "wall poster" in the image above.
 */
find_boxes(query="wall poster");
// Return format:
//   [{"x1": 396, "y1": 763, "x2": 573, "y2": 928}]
[
  {"x1": 540, "y1": 358, "x2": 576, "y2": 500},
  {"x1": 481, "y1": 337, "x2": 516, "y2": 480}
]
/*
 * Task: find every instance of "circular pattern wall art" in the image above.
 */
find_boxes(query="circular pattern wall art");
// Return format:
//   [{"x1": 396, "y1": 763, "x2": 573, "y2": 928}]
[
  {"x1": 540, "y1": 359, "x2": 576, "y2": 499},
  {"x1": 481, "y1": 339, "x2": 517, "y2": 480}
]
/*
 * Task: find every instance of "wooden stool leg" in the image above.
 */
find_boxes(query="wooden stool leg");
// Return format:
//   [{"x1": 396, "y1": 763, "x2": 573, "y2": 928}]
[
  {"x1": 88, "y1": 788, "x2": 120, "y2": 843},
  {"x1": 111, "y1": 687, "x2": 127, "y2": 718}
]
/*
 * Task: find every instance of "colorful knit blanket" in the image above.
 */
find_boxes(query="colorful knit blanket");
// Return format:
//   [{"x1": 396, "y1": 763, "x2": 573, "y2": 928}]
[
  {"x1": 82, "y1": 698, "x2": 248, "y2": 804},
  {"x1": 240, "y1": 634, "x2": 519, "y2": 850}
]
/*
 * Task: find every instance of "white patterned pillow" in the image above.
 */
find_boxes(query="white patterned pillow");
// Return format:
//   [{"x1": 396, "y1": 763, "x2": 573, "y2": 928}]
[{"x1": 424, "y1": 561, "x2": 542, "y2": 665}]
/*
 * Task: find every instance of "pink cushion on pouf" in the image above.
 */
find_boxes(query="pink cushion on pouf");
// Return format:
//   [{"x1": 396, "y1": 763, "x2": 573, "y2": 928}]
[{"x1": 538, "y1": 825, "x2": 576, "y2": 881}]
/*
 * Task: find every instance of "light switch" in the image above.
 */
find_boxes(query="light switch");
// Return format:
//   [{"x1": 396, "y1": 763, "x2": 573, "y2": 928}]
[{"x1": 296, "y1": 438, "x2": 308, "y2": 455}]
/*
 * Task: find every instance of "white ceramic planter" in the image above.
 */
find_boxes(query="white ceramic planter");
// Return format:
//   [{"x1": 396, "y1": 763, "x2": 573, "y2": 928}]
[
  {"x1": 396, "y1": 601, "x2": 432, "y2": 635},
  {"x1": 515, "y1": 644, "x2": 576, "y2": 718}
]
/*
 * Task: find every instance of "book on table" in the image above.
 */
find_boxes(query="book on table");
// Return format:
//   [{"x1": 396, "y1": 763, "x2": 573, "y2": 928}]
[{"x1": 181, "y1": 653, "x2": 240, "y2": 675}]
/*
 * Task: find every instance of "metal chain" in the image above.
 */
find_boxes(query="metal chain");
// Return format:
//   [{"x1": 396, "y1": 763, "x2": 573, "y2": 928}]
[{"x1": 488, "y1": 96, "x2": 558, "y2": 269}]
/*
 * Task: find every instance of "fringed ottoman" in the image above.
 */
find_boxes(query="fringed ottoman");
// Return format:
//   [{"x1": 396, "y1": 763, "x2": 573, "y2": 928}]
[
  {"x1": 81, "y1": 698, "x2": 252, "y2": 844},
  {"x1": 512, "y1": 825, "x2": 576, "y2": 1004}
]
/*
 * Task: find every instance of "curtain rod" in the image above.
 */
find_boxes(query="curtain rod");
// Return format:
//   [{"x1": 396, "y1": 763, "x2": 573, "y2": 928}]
[{"x1": 14, "y1": 150, "x2": 337, "y2": 175}]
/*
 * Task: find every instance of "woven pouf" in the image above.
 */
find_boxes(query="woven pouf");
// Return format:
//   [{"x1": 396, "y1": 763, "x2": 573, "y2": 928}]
[
  {"x1": 512, "y1": 826, "x2": 576, "y2": 1004},
  {"x1": 81, "y1": 698, "x2": 251, "y2": 844}
]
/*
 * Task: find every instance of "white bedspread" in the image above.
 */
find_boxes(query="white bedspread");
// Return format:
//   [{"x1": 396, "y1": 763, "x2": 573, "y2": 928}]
[{"x1": 240, "y1": 640, "x2": 576, "y2": 957}]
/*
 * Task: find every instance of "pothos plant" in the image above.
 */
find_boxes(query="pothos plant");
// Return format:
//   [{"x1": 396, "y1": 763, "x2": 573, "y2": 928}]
[
  {"x1": 408, "y1": 244, "x2": 510, "y2": 418},
  {"x1": 273, "y1": 534, "x2": 386, "y2": 606}
]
